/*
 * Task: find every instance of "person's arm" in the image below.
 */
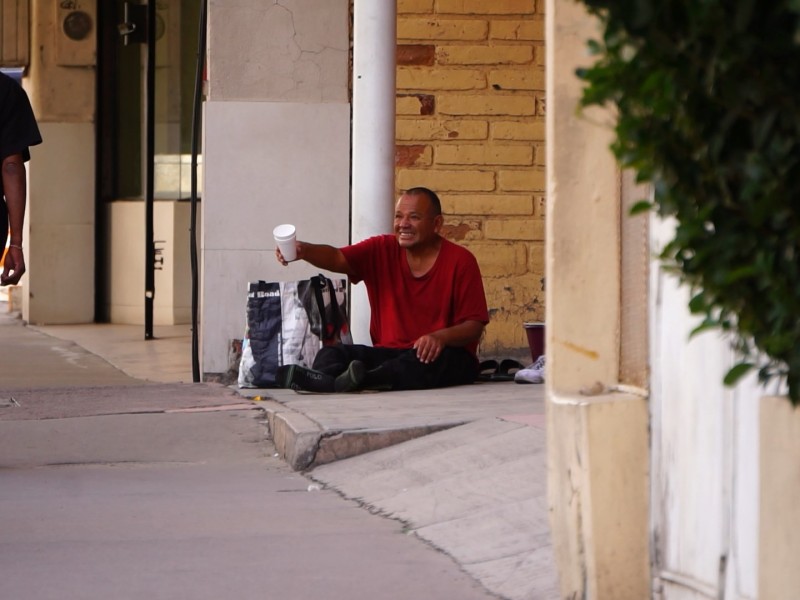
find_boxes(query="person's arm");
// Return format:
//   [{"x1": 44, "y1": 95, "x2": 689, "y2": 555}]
[
  {"x1": 1, "y1": 153, "x2": 27, "y2": 286},
  {"x1": 276, "y1": 241, "x2": 356, "y2": 279},
  {"x1": 413, "y1": 319, "x2": 485, "y2": 364}
]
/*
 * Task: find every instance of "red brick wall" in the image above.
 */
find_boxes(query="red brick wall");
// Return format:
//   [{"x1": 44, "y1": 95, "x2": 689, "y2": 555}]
[{"x1": 395, "y1": 0, "x2": 545, "y2": 359}]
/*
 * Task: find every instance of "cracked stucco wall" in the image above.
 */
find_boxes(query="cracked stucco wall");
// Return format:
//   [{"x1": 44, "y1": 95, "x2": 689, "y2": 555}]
[{"x1": 207, "y1": 0, "x2": 348, "y2": 103}]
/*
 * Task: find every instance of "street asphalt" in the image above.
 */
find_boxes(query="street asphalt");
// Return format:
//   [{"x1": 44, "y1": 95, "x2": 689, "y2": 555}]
[{"x1": 0, "y1": 306, "x2": 558, "y2": 599}]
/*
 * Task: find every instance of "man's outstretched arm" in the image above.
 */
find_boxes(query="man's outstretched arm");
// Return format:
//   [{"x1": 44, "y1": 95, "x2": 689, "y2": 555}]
[{"x1": 276, "y1": 241, "x2": 356, "y2": 280}]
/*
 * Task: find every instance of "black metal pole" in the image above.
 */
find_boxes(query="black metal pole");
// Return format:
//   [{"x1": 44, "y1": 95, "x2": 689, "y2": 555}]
[
  {"x1": 190, "y1": 0, "x2": 208, "y2": 382},
  {"x1": 144, "y1": 0, "x2": 156, "y2": 340}
]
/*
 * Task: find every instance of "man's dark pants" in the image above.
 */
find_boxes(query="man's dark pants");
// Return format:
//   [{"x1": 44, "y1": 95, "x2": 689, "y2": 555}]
[{"x1": 312, "y1": 344, "x2": 478, "y2": 390}]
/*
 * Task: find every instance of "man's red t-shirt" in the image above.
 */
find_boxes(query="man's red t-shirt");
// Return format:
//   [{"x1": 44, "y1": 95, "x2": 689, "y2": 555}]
[{"x1": 341, "y1": 234, "x2": 489, "y2": 356}]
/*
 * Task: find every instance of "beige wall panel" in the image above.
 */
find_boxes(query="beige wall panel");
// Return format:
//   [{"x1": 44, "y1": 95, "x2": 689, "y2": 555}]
[
  {"x1": 0, "y1": 0, "x2": 30, "y2": 65},
  {"x1": 759, "y1": 396, "x2": 800, "y2": 599},
  {"x1": 24, "y1": 122, "x2": 94, "y2": 324},
  {"x1": 106, "y1": 201, "x2": 197, "y2": 326}
]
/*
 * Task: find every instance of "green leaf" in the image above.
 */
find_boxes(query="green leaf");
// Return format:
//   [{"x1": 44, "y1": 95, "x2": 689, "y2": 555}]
[
  {"x1": 690, "y1": 319, "x2": 718, "y2": 338},
  {"x1": 629, "y1": 200, "x2": 653, "y2": 215},
  {"x1": 724, "y1": 362, "x2": 754, "y2": 386},
  {"x1": 688, "y1": 292, "x2": 707, "y2": 314},
  {"x1": 723, "y1": 265, "x2": 758, "y2": 284},
  {"x1": 587, "y1": 39, "x2": 604, "y2": 55}
]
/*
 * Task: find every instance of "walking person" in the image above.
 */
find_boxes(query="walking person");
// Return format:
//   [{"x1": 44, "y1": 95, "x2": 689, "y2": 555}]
[{"x1": 1, "y1": 71, "x2": 42, "y2": 286}]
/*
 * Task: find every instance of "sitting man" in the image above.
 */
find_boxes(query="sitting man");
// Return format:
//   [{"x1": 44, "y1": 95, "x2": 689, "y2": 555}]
[{"x1": 275, "y1": 186, "x2": 489, "y2": 393}]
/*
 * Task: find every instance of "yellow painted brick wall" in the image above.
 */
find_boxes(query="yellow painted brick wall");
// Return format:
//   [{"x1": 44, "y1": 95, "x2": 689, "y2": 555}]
[{"x1": 396, "y1": 0, "x2": 545, "y2": 361}]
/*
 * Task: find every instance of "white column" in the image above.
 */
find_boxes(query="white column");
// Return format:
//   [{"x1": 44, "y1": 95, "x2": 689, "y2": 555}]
[{"x1": 350, "y1": 0, "x2": 397, "y2": 345}]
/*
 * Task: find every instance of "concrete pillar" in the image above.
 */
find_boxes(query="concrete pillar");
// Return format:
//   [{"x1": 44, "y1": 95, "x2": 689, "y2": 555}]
[
  {"x1": 545, "y1": 0, "x2": 650, "y2": 596},
  {"x1": 350, "y1": 0, "x2": 397, "y2": 345},
  {"x1": 24, "y1": 0, "x2": 96, "y2": 324}
]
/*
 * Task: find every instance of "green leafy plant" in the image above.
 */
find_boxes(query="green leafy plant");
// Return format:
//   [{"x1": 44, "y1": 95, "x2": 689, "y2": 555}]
[{"x1": 575, "y1": 0, "x2": 800, "y2": 402}]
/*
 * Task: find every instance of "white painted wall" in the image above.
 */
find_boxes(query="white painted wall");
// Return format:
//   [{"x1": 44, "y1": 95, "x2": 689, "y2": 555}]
[
  {"x1": 650, "y1": 215, "x2": 760, "y2": 600},
  {"x1": 201, "y1": 101, "x2": 351, "y2": 374}
]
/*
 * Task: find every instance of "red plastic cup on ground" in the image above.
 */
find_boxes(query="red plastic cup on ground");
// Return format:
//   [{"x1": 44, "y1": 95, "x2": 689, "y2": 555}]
[{"x1": 524, "y1": 322, "x2": 545, "y2": 362}]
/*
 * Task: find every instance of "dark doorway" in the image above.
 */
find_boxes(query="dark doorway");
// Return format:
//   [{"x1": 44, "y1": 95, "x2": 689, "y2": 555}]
[{"x1": 95, "y1": 0, "x2": 201, "y2": 323}]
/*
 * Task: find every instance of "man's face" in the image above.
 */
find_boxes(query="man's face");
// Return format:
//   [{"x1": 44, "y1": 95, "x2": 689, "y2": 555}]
[{"x1": 394, "y1": 193, "x2": 442, "y2": 249}]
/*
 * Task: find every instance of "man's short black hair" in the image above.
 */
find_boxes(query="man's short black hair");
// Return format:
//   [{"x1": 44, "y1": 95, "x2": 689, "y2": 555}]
[{"x1": 404, "y1": 187, "x2": 442, "y2": 216}]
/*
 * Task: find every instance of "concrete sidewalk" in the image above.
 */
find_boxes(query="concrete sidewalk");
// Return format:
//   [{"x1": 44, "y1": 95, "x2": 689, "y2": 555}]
[
  {"x1": 1, "y1": 338, "x2": 496, "y2": 599},
  {"x1": 7, "y1": 311, "x2": 559, "y2": 599}
]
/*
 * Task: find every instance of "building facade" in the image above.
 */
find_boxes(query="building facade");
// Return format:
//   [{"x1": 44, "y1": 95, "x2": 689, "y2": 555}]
[{"x1": 3, "y1": 0, "x2": 798, "y2": 598}]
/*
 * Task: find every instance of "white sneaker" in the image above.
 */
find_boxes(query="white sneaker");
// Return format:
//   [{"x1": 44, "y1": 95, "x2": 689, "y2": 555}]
[{"x1": 515, "y1": 355, "x2": 545, "y2": 384}]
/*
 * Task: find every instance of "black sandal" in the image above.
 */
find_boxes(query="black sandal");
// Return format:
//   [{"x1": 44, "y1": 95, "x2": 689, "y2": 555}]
[
  {"x1": 476, "y1": 359, "x2": 499, "y2": 382},
  {"x1": 490, "y1": 359, "x2": 525, "y2": 381}
]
